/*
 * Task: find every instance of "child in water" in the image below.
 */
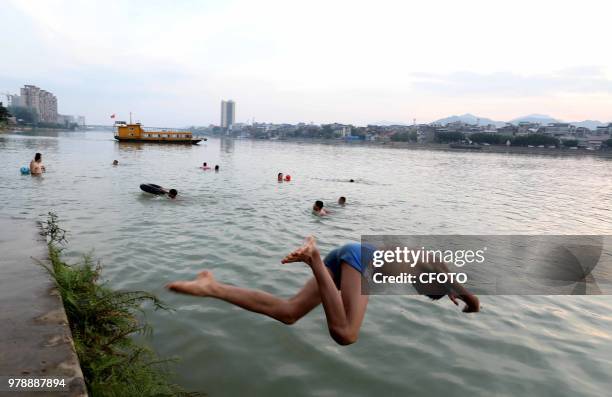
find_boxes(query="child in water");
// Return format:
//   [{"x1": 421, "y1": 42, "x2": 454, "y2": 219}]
[
  {"x1": 312, "y1": 200, "x2": 328, "y2": 216},
  {"x1": 201, "y1": 162, "x2": 211, "y2": 170},
  {"x1": 338, "y1": 196, "x2": 346, "y2": 206},
  {"x1": 167, "y1": 236, "x2": 480, "y2": 346}
]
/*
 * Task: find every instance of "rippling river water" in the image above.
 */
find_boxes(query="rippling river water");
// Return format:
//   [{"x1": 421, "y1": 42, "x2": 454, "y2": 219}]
[{"x1": 1, "y1": 130, "x2": 611, "y2": 396}]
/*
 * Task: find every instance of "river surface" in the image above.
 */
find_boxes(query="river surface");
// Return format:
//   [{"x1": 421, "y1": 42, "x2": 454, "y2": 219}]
[{"x1": 1, "y1": 130, "x2": 611, "y2": 396}]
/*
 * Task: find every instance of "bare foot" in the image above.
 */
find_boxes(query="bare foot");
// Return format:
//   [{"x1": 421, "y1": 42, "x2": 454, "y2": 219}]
[
  {"x1": 166, "y1": 270, "x2": 218, "y2": 297},
  {"x1": 281, "y1": 236, "x2": 319, "y2": 266}
]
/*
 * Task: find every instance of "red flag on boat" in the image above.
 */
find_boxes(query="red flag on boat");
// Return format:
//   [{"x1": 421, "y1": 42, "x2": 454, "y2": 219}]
[{"x1": 110, "y1": 114, "x2": 116, "y2": 119}]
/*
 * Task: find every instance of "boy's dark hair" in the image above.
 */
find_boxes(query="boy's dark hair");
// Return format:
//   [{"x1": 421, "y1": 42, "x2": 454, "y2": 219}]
[
  {"x1": 169, "y1": 189, "x2": 178, "y2": 197},
  {"x1": 412, "y1": 276, "x2": 450, "y2": 301},
  {"x1": 315, "y1": 200, "x2": 324, "y2": 208},
  {"x1": 35, "y1": 153, "x2": 41, "y2": 161},
  {"x1": 215, "y1": 165, "x2": 219, "y2": 170},
  {"x1": 203, "y1": 162, "x2": 207, "y2": 166},
  {"x1": 339, "y1": 196, "x2": 346, "y2": 201},
  {"x1": 278, "y1": 172, "x2": 283, "y2": 177}
]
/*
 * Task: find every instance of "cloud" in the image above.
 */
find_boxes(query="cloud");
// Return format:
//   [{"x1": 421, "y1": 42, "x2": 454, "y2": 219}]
[
  {"x1": 411, "y1": 67, "x2": 612, "y2": 97},
  {"x1": 2, "y1": 0, "x2": 612, "y2": 125}
]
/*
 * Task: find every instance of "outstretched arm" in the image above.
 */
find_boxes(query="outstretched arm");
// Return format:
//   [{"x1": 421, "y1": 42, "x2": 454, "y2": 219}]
[
  {"x1": 448, "y1": 282, "x2": 480, "y2": 312},
  {"x1": 430, "y1": 261, "x2": 480, "y2": 313}
]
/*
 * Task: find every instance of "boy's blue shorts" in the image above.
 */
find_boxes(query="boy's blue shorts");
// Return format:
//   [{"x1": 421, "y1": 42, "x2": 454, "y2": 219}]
[{"x1": 323, "y1": 243, "x2": 374, "y2": 288}]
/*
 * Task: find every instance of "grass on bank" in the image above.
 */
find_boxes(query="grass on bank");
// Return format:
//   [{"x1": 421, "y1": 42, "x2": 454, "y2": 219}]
[{"x1": 39, "y1": 212, "x2": 201, "y2": 397}]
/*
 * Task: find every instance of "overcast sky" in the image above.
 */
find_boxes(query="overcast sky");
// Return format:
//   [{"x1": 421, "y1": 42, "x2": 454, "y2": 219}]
[{"x1": 1, "y1": 0, "x2": 612, "y2": 126}]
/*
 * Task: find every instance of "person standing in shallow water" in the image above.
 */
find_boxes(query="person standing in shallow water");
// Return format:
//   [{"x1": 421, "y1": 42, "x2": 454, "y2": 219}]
[
  {"x1": 30, "y1": 153, "x2": 46, "y2": 175},
  {"x1": 167, "y1": 236, "x2": 480, "y2": 346}
]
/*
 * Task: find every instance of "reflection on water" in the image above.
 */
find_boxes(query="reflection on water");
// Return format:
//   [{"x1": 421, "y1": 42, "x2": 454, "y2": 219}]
[
  {"x1": 220, "y1": 136, "x2": 234, "y2": 153},
  {"x1": 0, "y1": 133, "x2": 60, "y2": 152},
  {"x1": 0, "y1": 130, "x2": 611, "y2": 397}
]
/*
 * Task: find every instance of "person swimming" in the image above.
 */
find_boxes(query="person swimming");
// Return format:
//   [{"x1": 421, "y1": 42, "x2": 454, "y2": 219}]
[
  {"x1": 349, "y1": 179, "x2": 355, "y2": 183},
  {"x1": 278, "y1": 172, "x2": 284, "y2": 182},
  {"x1": 338, "y1": 196, "x2": 346, "y2": 206},
  {"x1": 214, "y1": 165, "x2": 219, "y2": 172},
  {"x1": 113, "y1": 160, "x2": 119, "y2": 166},
  {"x1": 29, "y1": 153, "x2": 46, "y2": 175},
  {"x1": 201, "y1": 162, "x2": 211, "y2": 170},
  {"x1": 167, "y1": 236, "x2": 480, "y2": 346},
  {"x1": 140, "y1": 184, "x2": 178, "y2": 199},
  {"x1": 313, "y1": 200, "x2": 328, "y2": 216}
]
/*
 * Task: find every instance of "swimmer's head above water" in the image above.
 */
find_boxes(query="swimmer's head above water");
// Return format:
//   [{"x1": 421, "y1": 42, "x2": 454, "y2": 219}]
[
  {"x1": 168, "y1": 189, "x2": 178, "y2": 199},
  {"x1": 278, "y1": 172, "x2": 283, "y2": 181},
  {"x1": 313, "y1": 200, "x2": 328, "y2": 215},
  {"x1": 338, "y1": 196, "x2": 346, "y2": 205},
  {"x1": 349, "y1": 179, "x2": 355, "y2": 183},
  {"x1": 113, "y1": 160, "x2": 119, "y2": 166}
]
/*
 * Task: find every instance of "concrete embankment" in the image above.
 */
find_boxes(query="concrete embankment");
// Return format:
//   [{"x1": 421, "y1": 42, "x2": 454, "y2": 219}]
[{"x1": 0, "y1": 217, "x2": 86, "y2": 397}]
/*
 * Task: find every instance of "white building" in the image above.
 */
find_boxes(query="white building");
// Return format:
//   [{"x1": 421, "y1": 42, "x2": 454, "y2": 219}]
[
  {"x1": 595, "y1": 123, "x2": 612, "y2": 135},
  {"x1": 340, "y1": 125, "x2": 351, "y2": 137},
  {"x1": 5, "y1": 94, "x2": 22, "y2": 107},
  {"x1": 57, "y1": 114, "x2": 75, "y2": 126},
  {"x1": 18, "y1": 85, "x2": 58, "y2": 123},
  {"x1": 220, "y1": 100, "x2": 235, "y2": 130},
  {"x1": 540, "y1": 123, "x2": 574, "y2": 137}
]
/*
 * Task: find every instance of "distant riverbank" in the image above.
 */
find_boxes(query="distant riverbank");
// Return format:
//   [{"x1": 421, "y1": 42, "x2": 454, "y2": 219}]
[
  {"x1": 247, "y1": 137, "x2": 612, "y2": 158},
  {"x1": 2, "y1": 126, "x2": 82, "y2": 133}
]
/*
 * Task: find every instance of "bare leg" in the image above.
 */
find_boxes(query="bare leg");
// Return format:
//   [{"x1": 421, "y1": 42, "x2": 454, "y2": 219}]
[
  {"x1": 282, "y1": 236, "x2": 368, "y2": 345},
  {"x1": 168, "y1": 236, "x2": 369, "y2": 345},
  {"x1": 167, "y1": 271, "x2": 321, "y2": 325}
]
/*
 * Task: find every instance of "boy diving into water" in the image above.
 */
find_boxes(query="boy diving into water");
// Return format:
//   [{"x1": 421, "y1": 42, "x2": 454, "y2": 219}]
[{"x1": 167, "y1": 236, "x2": 479, "y2": 346}]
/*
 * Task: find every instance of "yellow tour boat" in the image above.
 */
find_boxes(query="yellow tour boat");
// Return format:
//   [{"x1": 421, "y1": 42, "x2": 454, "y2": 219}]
[{"x1": 114, "y1": 121, "x2": 204, "y2": 144}]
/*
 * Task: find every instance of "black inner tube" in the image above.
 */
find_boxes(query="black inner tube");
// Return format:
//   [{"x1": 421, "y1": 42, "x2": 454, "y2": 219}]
[{"x1": 140, "y1": 183, "x2": 165, "y2": 195}]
